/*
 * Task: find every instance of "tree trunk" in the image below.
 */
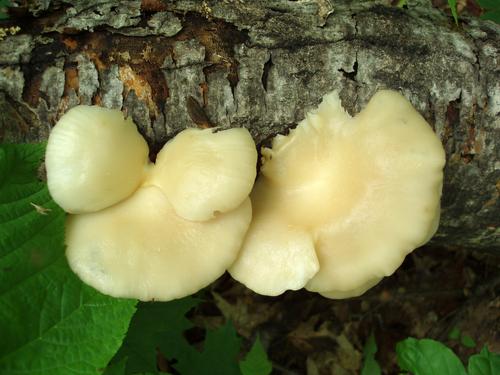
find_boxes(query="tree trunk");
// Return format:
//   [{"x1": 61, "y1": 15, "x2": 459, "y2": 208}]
[{"x1": 0, "y1": 0, "x2": 498, "y2": 252}]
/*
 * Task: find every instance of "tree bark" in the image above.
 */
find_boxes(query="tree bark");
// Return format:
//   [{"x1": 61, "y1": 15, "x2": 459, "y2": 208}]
[{"x1": 0, "y1": 0, "x2": 498, "y2": 252}]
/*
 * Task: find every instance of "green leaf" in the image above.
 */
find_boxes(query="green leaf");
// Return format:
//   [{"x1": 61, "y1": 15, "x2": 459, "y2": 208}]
[
  {"x1": 0, "y1": 143, "x2": 137, "y2": 375},
  {"x1": 0, "y1": 0, "x2": 10, "y2": 19},
  {"x1": 114, "y1": 297, "x2": 272, "y2": 375},
  {"x1": 468, "y1": 346, "x2": 500, "y2": 375},
  {"x1": 112, "y1": 298, "x2": 261, "y2": 375},
  {"x1": 113, "y1": 297, "x2": 200, "y2": 374},
  {"x1": 240, "y1": 336, "x2": 272, "y2": 375},
  {"x1": 174, "y1": 322, "x2": 242, "y2": 375},
  {"x1": 481, "y1": 10, "x2": 500, "y2": 23},
  {"x1": 396, "y1": 0, "x2": 407, "y2": 8},
  {"x1": 396, "y1": 338, "x2": 467, "y2": 375},
  {"x1": 477, "y1": 0, "x2": 500, "y2": 9},
  {"x1": 448, "y1": 327, "x2": 461, "y2": 341},
  {"x1": 447, "y1": 0, "x2": 459, "y2": 25},
  {"x1": 361, "y1": 333, "x2": 381, "y2": 375},
  {"x1": 477, "y1": 0, "x2": 500, "y2": 24},
  {"x1": 461, "y1": 334, "x2": 477, "y2": 349}
]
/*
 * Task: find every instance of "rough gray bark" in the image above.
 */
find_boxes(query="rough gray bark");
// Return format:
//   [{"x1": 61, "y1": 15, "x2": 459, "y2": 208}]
[{"x1": 0, "y1": 0, "x2": 498, "y2": 252}]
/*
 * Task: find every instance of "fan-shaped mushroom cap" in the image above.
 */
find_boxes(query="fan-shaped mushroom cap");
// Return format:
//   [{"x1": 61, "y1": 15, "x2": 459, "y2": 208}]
[
  {"x1": 46, "y1": 105, "x2": 257, "y2": 301},
  {"x1": 230, "y1": 90, "x2": 445, "y2": 298},
  {"x1": 66, "y1": 186, "x2": 252, "y2": 301},
  {"x1": 45, "y1": 106, "x2": 149, "y2": 213},
  {"x1": 228, "y1": 180, "x2": 319, "y2": 296},
  {"x1": 147, "y1": 127, "x2": 257, "y2": 221}
]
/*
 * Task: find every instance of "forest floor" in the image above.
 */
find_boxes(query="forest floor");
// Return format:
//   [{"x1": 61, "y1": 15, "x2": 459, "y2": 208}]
[{"x1": 187, "y1": 246, "x2": 499, "y2": 374}]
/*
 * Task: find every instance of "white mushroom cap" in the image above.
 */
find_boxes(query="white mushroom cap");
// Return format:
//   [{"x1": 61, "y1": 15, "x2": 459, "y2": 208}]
[
  {"x1": 46, "y1": 105, "x2": 257, "y2": 301},
  {"x1": 66, "y1": 186, "x2": 252, "y2": 301},
  {"x1": 45, "y1": 106, "x2": 149, "y2": 213},
  {"x1": 230, "y1": 90, "x2": 445, "y2": 298},
  {"x1": 228, "y1": 180, "x2": 319, "y2": 296},
  {"x1": 146, "y1": 127, "x2": 257, "y2": 221},
  {"x1": 319, "y1": 277, "x2": 382, "y2": 299}
]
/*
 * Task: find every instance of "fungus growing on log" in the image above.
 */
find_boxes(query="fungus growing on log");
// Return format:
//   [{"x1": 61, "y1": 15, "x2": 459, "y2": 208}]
[
  {"x1": 229, "y1": 90, "x2": 446, "y2": 299},
  {"x1": 45, "y1": 106, "x2": 150, "y2": 214},
  {"x1": 45, "y1": 105, "x2": 256, "y2": 301},
  {"x1": 147, "y1": 127, "x2": 258, "y2": 221}
]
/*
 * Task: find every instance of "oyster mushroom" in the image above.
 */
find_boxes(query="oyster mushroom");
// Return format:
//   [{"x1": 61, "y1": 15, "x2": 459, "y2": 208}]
[
  {"x1": 147, "y1": 127, "x2": 257, "y2": 221},
  {"x1": 45, "y1": 106, "x2": 149, "y2": 214},
  {"x1": 66, "y1": 187, "x2": 251, "y2": 301},
  {"x1": 46, "y1": 104, "x2": 257, "y2": 301},
  {"x1": 229, "y1": 90, "x2": 445, "y2": 298}
]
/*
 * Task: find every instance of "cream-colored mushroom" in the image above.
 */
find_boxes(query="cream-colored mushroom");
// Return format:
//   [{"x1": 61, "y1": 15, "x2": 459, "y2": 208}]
[
  {"x1": 229, "y1": 90, "x2": 445, "y2": 298},
  {"x1": 45, "y1": 106, "x2": 150, "y2": 213},
  {"x1": 66, "y1": 187, "x2": 251, "y2": 301},
  {"x1": 229, "y1": 184, "x2": 319, "y2": 296},
  {"x1": 146, "y1": 127, "x2": 257, "y2": 221},
  {"x1": 46, "y1": 105, "x2": 257, "y2": 301}
]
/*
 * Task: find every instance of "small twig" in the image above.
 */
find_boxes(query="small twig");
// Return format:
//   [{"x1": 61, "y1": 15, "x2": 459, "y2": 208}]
[{"x1": 30, "y1": 202, "x2": 51, "y2": 215}]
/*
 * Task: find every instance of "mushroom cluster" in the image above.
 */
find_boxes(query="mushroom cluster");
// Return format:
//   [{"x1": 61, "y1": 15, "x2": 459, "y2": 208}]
[
  {"x1": 229, "y1": 90, "x2": 445, "y2": 299},
  {"x1": 45, "y1": 106, "x2": 257, "y2": 301},
  {"x1": 46, "y1": 89, "x2": 445, "y2": 302}
]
